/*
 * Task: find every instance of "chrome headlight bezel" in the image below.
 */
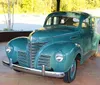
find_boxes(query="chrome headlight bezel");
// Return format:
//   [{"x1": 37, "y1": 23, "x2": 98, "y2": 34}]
[
  {"x1": 6, "y1": 46, "x2": 13, "y2": 53},
  {"x1": 55, "y1": 52, "x2": 64, "y2": 62}
]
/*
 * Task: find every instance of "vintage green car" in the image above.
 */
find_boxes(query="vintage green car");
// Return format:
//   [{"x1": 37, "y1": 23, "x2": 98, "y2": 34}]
[{"x1": 3, "y1": 12, "x2": 100, "y2": 83}]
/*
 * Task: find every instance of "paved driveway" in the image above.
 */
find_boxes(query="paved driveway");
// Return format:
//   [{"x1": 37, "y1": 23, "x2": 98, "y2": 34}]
[{"x1": 0, "y1": 42, "x2": 100, "y2": 85}]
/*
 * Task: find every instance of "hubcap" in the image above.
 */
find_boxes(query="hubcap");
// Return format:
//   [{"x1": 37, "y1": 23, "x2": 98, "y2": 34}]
[{"x1": 70, "y1": 60, "x2": 76, "y2": 79}]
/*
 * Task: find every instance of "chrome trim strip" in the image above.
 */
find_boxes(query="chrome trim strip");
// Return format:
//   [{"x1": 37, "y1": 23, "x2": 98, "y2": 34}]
[
  {"x1": 42, "y1": 65, "x2": 45, "y2": 76},
  {"x1": 2, "y1": 60, "x2": 65, "y2": 78},
  {"x1": 9, "y1": 58, "x2": 13, "y2": 68},
  {"x1": 30, "y1": 42, "x2": 33, "y2": 68}
]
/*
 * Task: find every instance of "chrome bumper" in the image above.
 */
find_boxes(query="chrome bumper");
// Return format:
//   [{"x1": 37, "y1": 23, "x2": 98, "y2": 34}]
[{"x1": 2, "y1": 60, "x2": 65, "y2": 78}]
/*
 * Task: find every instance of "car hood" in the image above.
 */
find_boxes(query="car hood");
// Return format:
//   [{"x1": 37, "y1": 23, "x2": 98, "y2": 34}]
[{"x1": 30, "y1": 27, "x2": 79, "y2": 43}]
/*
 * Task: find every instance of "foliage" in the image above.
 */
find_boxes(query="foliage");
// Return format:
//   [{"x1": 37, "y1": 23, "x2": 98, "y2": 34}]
[
  {"x1": 0, "y1": 0, "x2": 100, "y2": 14},
  {"x1": 3, "y1": 28, "x2": 14, "y2": 31},
  {"x1": 60, "y1": 0, "x2": 100, "y2": 11}
]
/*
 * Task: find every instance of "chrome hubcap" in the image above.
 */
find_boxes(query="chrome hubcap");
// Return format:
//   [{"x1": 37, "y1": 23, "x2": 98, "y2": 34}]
[{"x1": 70, "y1": 60, "x2": 76, "y2": 79}]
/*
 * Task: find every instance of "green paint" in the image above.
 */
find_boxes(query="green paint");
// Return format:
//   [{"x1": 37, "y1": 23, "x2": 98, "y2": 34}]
[{"x1": 6, "y1": 12, "x2": 100, "y2": 72}]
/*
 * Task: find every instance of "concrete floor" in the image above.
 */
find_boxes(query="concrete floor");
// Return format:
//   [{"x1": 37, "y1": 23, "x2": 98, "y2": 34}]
[{"x1": 0, "y1": 42, "x2": 100, "y2": 85}]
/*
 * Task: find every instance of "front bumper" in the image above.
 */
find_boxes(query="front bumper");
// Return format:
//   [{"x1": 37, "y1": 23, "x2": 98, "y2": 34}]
[{"x1": 2, "y1": 59, "x2": 65, "y2": 78}]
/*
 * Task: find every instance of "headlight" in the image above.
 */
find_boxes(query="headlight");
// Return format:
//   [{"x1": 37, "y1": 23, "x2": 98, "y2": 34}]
[
  {"x1": 55, "y1": 53, "x2": 64, "y2": 62},
  {"x1": 6, "y1": 46, "x2": 12, "y2": 53}
]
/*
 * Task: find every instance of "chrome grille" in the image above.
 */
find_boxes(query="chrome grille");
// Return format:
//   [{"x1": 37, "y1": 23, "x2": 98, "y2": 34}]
[
  {"x1": 38, "y1": 55, "x2": 50, "y2": 68},
  {"x1": 18, "y1": 51, "x2": 29, "y2": 66},
  {"x1": 28, "y1": 42, "x2": 46, "y2": 68}
]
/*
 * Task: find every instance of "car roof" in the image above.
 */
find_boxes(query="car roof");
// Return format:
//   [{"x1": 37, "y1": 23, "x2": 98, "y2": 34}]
[{"x1": 47, "y1": 11, "x2": 90, "y2": 19}]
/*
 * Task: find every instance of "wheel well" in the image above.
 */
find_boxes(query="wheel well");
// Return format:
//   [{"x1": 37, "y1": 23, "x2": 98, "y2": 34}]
[
  {"x1": 75, "y1": 53, "x2": 81, "y2": 62},
  {"x1": 99, "y1": 40, "x2": 100, "y2": 44}
]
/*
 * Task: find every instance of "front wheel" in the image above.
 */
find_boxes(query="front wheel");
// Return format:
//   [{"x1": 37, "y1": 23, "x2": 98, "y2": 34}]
[{"x1": 63, "y1": 60, "x2": 77, "y2": 83}]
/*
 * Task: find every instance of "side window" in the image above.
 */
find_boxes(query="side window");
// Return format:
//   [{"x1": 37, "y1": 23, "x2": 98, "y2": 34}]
[
  {"x1": 82, "y1": 18, "x2": 89, "y2": 28},
  {"x1": 97, "y1": 18, "x2": 100, "y2": 32},
  {"x1": 92, "y1": 18, "x2": 95, "y2": 28}
]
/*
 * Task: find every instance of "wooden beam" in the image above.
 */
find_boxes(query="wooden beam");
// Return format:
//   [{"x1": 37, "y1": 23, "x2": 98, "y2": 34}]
[{"x1": 57, "y1": 0, "x2": 60, "y2": 11}]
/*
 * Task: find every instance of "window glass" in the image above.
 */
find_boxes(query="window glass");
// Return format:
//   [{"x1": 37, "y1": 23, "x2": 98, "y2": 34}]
[
  {"x1": 59, "y1": 17, "x2": 79, "y2": 27},
  {"x1": 46, "y1": 17, "x2": 52, "y2": 25},
  {"x1": 82, "y1": 18, "x2": 89, "y2": 28},
  {"x1": 53, "y1": 17, "x2": 58, "y2": 25},
  {"x1": 92, "y1": 18, "x2": 95, "y2": 28},
  {"x1": 45, "y1": 16, "x2": 79, "y2": 27},
  {"x1": 97, "y1": 18, "x2": 100, "y2": 32}
]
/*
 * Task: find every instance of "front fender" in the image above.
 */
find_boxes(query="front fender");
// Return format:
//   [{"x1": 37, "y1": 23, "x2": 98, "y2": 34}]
[
  {"x1": 40, "y1": 42, "x2": 82, "y2": 72},
  {"x1": 6, "y1": 37, "x2": 29, "y2": 63}
]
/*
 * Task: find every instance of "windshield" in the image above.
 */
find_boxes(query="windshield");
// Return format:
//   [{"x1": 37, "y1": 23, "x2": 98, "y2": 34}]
[{"x1": 44, "y1": 16, "x2": 80, "y2": 28}]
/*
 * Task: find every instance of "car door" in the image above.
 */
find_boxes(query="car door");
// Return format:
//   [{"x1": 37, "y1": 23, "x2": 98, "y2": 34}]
[
  {"x1": 81, "y1": 18, "x2": 92, "y2": 55},
  {"x1": 91, "y1": 17, "x2": 99, "y2": 51}
]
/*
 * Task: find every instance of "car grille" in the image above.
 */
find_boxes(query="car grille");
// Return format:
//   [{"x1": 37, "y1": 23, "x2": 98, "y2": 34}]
[
  {"x1": 18, "y1": 51, "x2": 29, "y2": 67},
  {"x1": 38, "y1": 55, "x2": 51, "y2": 68},
  {"x1": 28, "y1": 42, "x2": 46, "y2": 68}
]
